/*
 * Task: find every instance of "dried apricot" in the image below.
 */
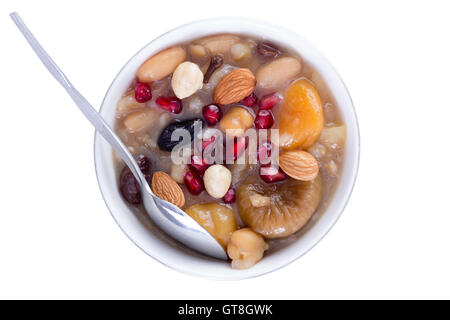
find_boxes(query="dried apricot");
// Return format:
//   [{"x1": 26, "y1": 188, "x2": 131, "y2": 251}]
[{"x1": 279, "y1": 79, "x2": 324, "y2": 150}]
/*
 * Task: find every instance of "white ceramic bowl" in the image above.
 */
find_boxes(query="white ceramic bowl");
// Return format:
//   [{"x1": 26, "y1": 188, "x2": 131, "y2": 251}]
[{"x1": 94, "y1": 17, "x2": 360, "y2": 280}]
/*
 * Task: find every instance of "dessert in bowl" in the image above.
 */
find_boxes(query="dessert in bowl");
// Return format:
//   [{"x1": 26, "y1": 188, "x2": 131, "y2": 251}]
[{"x1": 94, "y1": 18, "x2": 359, "y2": 279}]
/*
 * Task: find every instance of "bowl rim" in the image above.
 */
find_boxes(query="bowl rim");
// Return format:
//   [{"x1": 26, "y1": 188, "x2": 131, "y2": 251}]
[{"x1": 94, "y1": 16, "x2": 360, "y2": 280}]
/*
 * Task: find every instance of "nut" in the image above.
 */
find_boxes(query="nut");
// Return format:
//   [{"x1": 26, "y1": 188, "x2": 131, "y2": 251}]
[
  {"x1": 278, "y1": 150, "x2": 319, "y2": 181},
  {"x1": 203, "y1": 164, "x2": 232, "y2": 198},
  {"x1": 123, "y1": 108, "x2": 159, "y2": 133},
  {"x1": 214, "y1": 68, "x2": 256, "y2": 105},
  {"x1": 227, "y1": 228, "x2": 268, "y2": 269},
  {"x1": 136, "y1": 46, "x2": 186, "y2": 83},
  {"x1": 257, "y1": 42, "x2": 281, "y2": 58},
  {"x1": 194, "y1": 34, "x2": 240, "y2": 55},
  {"x1": 171, "y1": 62, "x2": 204, "y2": 99},
  {"x1": 219, "y1": 106, "x2": 254, "y2": 136},
  {"x1": 151, "y1": 171, "x2": 185, "y2": 208},
  {"x1": 256, "y1": 57, "x2": 302, "y2": 89}
]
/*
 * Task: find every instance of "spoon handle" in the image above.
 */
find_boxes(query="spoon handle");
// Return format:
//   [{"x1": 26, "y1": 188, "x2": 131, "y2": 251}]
[{"x1": 10, "y1": 12, "x2": 148, "y2": 188}]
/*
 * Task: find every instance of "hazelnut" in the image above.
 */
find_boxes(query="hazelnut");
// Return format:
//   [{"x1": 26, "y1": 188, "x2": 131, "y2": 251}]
[
  {"x1": 171, "y1": 62, "x2": 204, "y2": 99},
  {"x1": 203, "y1": 165, "x2": 232, "y2": 198}
]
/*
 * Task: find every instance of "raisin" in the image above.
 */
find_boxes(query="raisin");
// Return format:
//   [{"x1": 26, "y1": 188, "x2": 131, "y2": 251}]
[
  {"x1": 257, "y1": 42, "x2": 281, "y2": 58},
  {"x1": 158, "y1": 118, "x2": 204, "y2": 151},
  {"x1": 119, "y1": 166, "x2": 141, "y2": 205},
  {"x1": 120, "y1": 155, "x2": 151, "y2": 205}
]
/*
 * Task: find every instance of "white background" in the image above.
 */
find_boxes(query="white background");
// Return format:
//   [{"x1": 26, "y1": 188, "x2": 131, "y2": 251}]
[{"x1": 1, "y1": 0, "x2": 449, "y2": 299}]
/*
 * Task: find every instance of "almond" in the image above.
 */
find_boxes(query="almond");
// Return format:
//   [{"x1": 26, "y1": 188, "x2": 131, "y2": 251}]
[
  {"x1": 214, "y1": 68, "x2": 255, "y2": 105},
  {"x1": 151, "y1": 171, "x2": 185, "y2": 208},
  {"x1": 278, "y1": 150, "x2": 319, "y2": 181}
]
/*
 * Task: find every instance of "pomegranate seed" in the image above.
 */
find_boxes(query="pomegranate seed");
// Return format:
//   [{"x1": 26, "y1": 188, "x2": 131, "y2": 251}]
[
  {"x1": 156, "y1": 96, "x2": 183, "y2": 114},
  {"x1": 259, "y1": 92, "x2": 281, "y2": 110},
  {"x1": 257, "y1": 141, "x2": 273, "y2": 164},
  {"x1": 255, "y1": 110, "x2": 274, "y2": 129},
  {"x1": 259, "y1": 165, "x2": 287, "y2": 183},
  {"x1": 225, "y1": 136, "x2": 248, "y2": 160},
  {"x1": 202, "y1": 104, "x2": 222, "y2": 125},
  {"x1": 134, "y1": 82, "x2": 152, "y2": 103},
  {"x1": 223, "y1": 187, "x2": 236, "y2": 204},
  {"x1": 241, "y1": 93, "x2": 257, "y2": 107},
  {"x1": 189, "y1": 155, "x2": 210, "y2": 175},
  {"x1": 202, "y1": 136, "x2": 216, "y2": 151},
  {"x1": 184, "y1": 171, "x2": 204, "y2": 195}
]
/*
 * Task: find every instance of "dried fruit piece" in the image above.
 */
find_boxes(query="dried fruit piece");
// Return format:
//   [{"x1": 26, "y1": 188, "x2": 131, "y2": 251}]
[
  {"x1": 158, "y1": 118, "x2": 203, "y2": 151},
  {"x1": 257, "y1": 42, "x2": 281, "y2": 58},
  {"x1": 202, "y1": 104, "x2": 222, "y2": 125},
  {"x1": 279, "y1": 150, "x2": 319, "y2": 181},
  {"x1": 134, "y1": 82, "x2": 152, "y2": 103},
  {"x1": 279, "y1": 79, "x2": 324, "y2": 149},
  {"x1": 204, "y1": 55, "x2": 223, "y2": 84},
  {"x1": 219, "y1": 107, "x2": 254, "y2": 136},
  {"x1": 137, "y1": 155, "x2": 152, "y2": 178},
  {"x1": 214, "y1": 68, "x2": 256, "y2": 105},
  {"x1": 151, "y1": 171, "x2": 185, "y2": 208},
  {"x1": 171, "y1": 62, "x2": 204, "y2": 99},
  {"x1": 254, "y1": 110, "x2": 274, "y2": 129},
  {"x1": 227, "y1": 228, "x2": 268, "y2": 269},
  {"x1": 119, "y1": 166, "x2": 141, "y2": 205},
  {"x1": 184, "y1": 171, "x2": 204, "y2": 195},
  {"x1": 186, "y1": 203, "x2": 237, "y2": 248},
  {"x1": 203, "y1": 165, "x2": 232, "y2": 198},
  {"x1": 156, "y1": 96, "x2": 183, "y2": 114},
  {"x1": 249, "y1": 194, "x2": 271, "y2": 207},
  {"x1": 256, "y1": 57, "x2": 302, "y2": 89},
  {"x1": 136, "y1": 46, "x2": 187, "y2": 82},
  {"x1": 119, "y1": 156, "x2": 151, "y2": 205},
  {"x1": 237, "y1": 175, "x2": 322, "y2": 238}
]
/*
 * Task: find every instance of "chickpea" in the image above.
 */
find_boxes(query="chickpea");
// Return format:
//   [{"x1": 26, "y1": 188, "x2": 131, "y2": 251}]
[
  {"x1": 227, "y1": 228, "x2": 268, "y2": 269},
  {"x1": 219, "y1": 107, "x2": 254, "y2": 136}
]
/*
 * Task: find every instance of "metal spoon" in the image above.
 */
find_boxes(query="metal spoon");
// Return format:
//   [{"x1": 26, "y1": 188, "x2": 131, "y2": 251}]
[{"x1": 10, "y1": 12, "x2": 228, "y2": 260}]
